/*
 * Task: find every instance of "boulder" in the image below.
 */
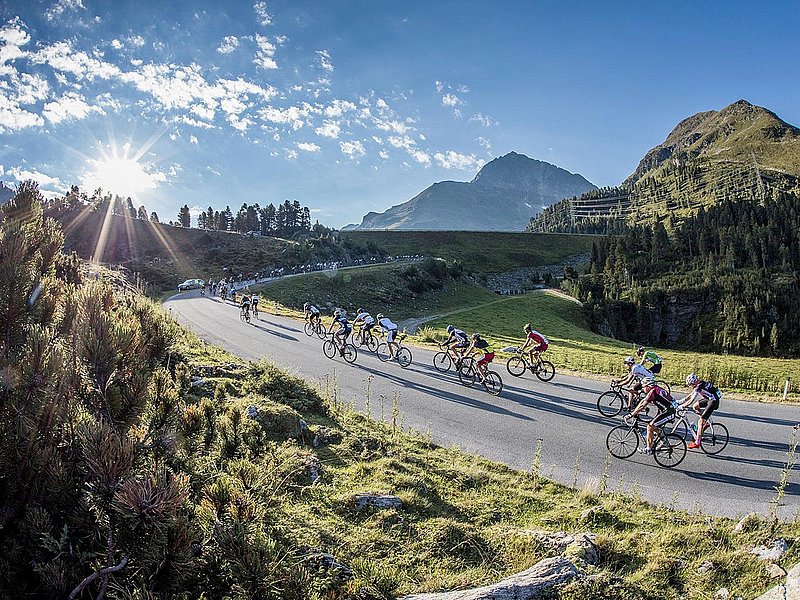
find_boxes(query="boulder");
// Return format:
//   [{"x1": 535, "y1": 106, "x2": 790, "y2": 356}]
[
  {"x1": 765, "y1": 563, "x2": 787, "y2": 579},
  {"x1": 402, "y1": 556, "x2": 579, "y2": 600},
  {"x1": 751, "y1": 539, "x2": 789, "y2": 562},
  {"x1": 753, "y1": 562, "x2": 800, "y2": 600},
  {"x1": 564, "y1": 533, "x2": 600, "y2": 566}
]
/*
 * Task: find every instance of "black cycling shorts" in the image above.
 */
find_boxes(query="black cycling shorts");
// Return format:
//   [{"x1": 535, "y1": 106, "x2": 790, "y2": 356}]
[
  {"x1": 633, "y1": 381, "x2": 643, "y2": 393},
  {"x1": 697, "y1": 398, "x2": 719, "y2": 420},
  {"x1": 652, "y1": 408, "x2": 676, "y2": 428},
  {"x1": 650, "y1": 363, "x2": 662, "y2": 374}
]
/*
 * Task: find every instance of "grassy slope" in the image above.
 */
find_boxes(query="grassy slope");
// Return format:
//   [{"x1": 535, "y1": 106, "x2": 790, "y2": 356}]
[
  {"x1": 421, "y1": 291, "x2": 800, "y2": 398},
  {"x1": 340, "y1": 231, "x2": 595, "y2": 273},
  {"x1": 252, "y1": 263, "x2": 499, "y2": 320},
  {"x1": 177, "y1": 321, "x2": 798, "y2": 599}
]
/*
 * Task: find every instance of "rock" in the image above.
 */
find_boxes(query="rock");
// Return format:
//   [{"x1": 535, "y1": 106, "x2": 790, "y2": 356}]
[
  {"x1": 751, "y1": 539, "x2": 789, "y2": 562},
  {"x1": 402, "y1": 556, "x2": 579, "y2": 599},
  {"x1": 765, "y1": 563, "x2": 787, "y2": 579},
  {"x1": 306, "y1": 456, "x2": 322, "y2": 484},
  {"x1": 697, "y1": 561, "x2": 715, "y2": 574},
  {"x1": 564, "y1": 533, "x2": 600, "y2": 566},
  {"x1": 734, "y1": 512, "x2": 760, "y2": 533},
  {"x1": 713, "y1": 589, "x2": 729, "y2": 600},
  {"x1": 579, "y1": 506, "x2": 601, "y2": 524},
  {"x1": 306, "y1": 552, "x2": 353, "y2": 580},
  {"x1": 753, "y1": 562, "x2": 800, "y2": 600},
  {"x1": 351, "y1": 493, "x2": 403, "y2": 511}
]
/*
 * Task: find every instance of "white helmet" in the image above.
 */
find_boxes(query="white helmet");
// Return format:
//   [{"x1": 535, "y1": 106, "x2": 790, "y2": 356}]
[
  {"x1": 686, "y1": 373, "x2": 699, "y2": 386},
  {"x1": 446, "y1": 325, "x2": 455, "y2": 333},
  {"x1": 623, "y1": 356, "x2": 636, "y2": 365}
]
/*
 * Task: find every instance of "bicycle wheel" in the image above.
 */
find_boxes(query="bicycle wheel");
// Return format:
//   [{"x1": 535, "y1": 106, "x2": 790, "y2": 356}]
[
  {"x1": 506, "y1": 356, "x2": 526, "y2": 377},
  {"x1": 315, "y1": 324, "x2": 327, "y2": 339},
  {"x1": 322, "y1": 339, "x2": 337, "y2": 359},
  {"x1": 653, "y1": 433, "x2": 687, "y2": 468},
  {"x1": 342, "y1": 344, "x2": 358, "y2": 364},
  {"x1": 458, "y1": 358, "x2": 476, "y2": 387},
  {"x1": 597, "y1": 391, "x2": 625, "y2": 417},
  {"x1": 433, "y1": 351, "x2": 452, "y2": 372},
  {"x1": 397, "y1": 347, "x2": 412, "y2": 368},
  {"x1": 535, "y1": 360, "x2": 556, "y2": 382},
  {"x1": 483, "y1": 371, "x2": 503, "y2": 396},
  {"x1": 700, "y1": 422, "x2": 729, "y2": 455},
  {"x1": 654, "y1": 380, "x2": 671, "y2": 394},
  {"x1": 304, "y1": 322, "x2": 314, "y2": 336},
  {"x1": 606, "y1": 425, "x2": 639, "y2": 459},
  {"x1": 376, "y1": 343, "x2": 391, "y2": 362},
  {"x1": 365, "y1": 334, "x2": 378, "y2": 352}
]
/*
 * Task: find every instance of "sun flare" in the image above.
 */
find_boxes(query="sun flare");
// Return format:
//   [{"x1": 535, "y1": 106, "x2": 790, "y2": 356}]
[{"x1": 82, "y1": 140, "x2": 165, "y2": 198}]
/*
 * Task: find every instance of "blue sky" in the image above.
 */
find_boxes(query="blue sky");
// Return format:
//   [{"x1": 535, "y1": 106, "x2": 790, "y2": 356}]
[{"x1": 1, "y1": 0, "x2": 798, "y2": 228}]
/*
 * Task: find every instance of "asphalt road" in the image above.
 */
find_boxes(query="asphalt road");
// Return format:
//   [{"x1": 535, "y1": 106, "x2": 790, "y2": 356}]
[{"x1": 165, "y1": 291, "x2": 800, "y2": 519}]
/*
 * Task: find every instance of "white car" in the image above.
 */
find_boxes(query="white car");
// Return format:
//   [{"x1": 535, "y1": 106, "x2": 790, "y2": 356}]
[{"x1": 178, "y1": 278, "x2": 204, "y2": 291}]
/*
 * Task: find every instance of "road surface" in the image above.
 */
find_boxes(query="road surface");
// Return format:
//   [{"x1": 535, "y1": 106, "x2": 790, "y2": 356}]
[{"x1": 165, "y1": 291, "x2": 800, "y2": 519}]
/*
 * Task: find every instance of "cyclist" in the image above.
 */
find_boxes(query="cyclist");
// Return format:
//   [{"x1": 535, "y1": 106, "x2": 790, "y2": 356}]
[
  {"x1": 613, "y1": 356, "x2": 655, "y2": 411},
  {"x1": 329, "y1": 308, "x2": 352, "y2": 347},
  {"x1": 376, "y1": 313, "x2": 399, "y2": 359},
  {"x1": 637, "y1": 346, "x2": 663, "y2": 374},
  {"x1": 443, "y1": 324, "x2": 470, "y2": 366},
  {"x1": 678, "y1": 373, "x2": 722, "y2": 449},
  {"x1": 240, "y1": 293, "x2": 251, "y2": 317},
  {"x1": 304, "y1": 302, "x2": 321, "y2": 328},
  {"x1": 466, "y1": 332, "x2": 494, "y2": 381},
  {"x1": 353, "y1": 308, "x2": 376, "y2": 345},
  {"x1": 520, "y1": 324, "x2": 548, "y2": 364},
  {"x1": 251, "y1": 293, "x2": 260, "y2": 317},
  {"x1": 629, "y1": 381, "x2": 676, "y2": 455}
]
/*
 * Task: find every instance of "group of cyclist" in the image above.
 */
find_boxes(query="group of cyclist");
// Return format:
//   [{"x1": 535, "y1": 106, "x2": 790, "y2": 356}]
[
  {"x1": 304, "y1": 303, "x2": 402, "y2": 359},
  {"x1": 613, "y1": 347, "x2": 722, "y2": 452},
  {"x1": 238, "y1": 292, "x2": 261, "y2": 317}
]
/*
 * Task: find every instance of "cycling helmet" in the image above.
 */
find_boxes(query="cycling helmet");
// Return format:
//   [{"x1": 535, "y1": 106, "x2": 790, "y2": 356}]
[
  {"x1": 446, "y1": 325, "x2": 455, "y2": 334},
  {"x1": 357, "y1": 307, "x2": 365, "y2": 314},
  {"x1": 376, "y1": 313, "x2": 384, "y2": 320},
  {"x1": 334, "y1": 308, "x2": 343, "y2": 317},
  {"x1": 472, "y1": 332, "x2": 480, "y2": 340},
  {"x1": 685, "y1": 373, "x2": 699, "y2": 386},
  {"x1": 303, "y1": 302, "x2": 310, "y2": 310},
  {"x1": 637, "y1": 346, "x2": 645, "y2": 356},
  {"x1": 523, "y1": 323, "x2": 531, "y2": 332},
  {"x1": 623, "y1": 356, "x2": 636, "y2": 365}
]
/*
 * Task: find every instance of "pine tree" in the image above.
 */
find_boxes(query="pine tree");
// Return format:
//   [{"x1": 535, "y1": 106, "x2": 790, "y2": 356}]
[{"x1": 178, "y1": 205, "x2": 191, "y2": 228}]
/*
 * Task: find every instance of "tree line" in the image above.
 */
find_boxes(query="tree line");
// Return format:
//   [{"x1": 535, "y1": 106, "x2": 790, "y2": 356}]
[
  {"x1": 560, "y1": 191, "x2": 800, "y2": 357},
  {"x1": 180, "y1": 199, "x2": 328, "y2": 237}
]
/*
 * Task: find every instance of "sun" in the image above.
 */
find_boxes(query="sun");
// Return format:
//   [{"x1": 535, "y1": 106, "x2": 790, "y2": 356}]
[{"x1": 82, "y1": 143, "x2": 162, "y2": 198}]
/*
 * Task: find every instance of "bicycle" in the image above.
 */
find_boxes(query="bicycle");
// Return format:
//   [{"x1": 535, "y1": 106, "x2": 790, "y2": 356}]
[
  {"x1": 322, "y1": 333, "x2": 357, "y2": 364},
  {"x1": 377, "y1": 333, "x2": 413, "y2": 368},
  {"x1": 667, "y1": 408, "x2": 729, "y2": 455},
  {"x1": 239, "y1": 306, "x2": 251, "y2": 323},
  {"x1": 506, "y1": 349, "x2": 555, "y2": 382},
  {"x1": 606, "y1": 414, "x2": 687, "y2": 468},
  {"x1": 596, "y1": 382, "x2": 656, "y2": 421},
  {"x1": 457, "y1": 356, "x2": 503, "y2": 396},
  {"x1": 304, "y1": 319, "x2": 326, "y2": 339},
  {"x1": 433, "y1": 343, "x2": 466, "y2": 373},
  {"x1": 252, "y1": 302, "x2": 259, "y2": 319},
  {"x1": 354, "y1": 325, "x2": 379, "y2": 352}
]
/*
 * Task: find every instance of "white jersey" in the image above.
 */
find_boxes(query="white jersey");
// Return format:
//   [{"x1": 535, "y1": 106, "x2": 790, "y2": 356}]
[
  {"x1": 631, "y1": 363, "x2": 654, "y2": 384},
  {"x1": 357, "y1": 311, "x2": 375, "y2": 325},
  {"x1": 378, "y1": 317, "x2": 397, "y2": 331},
  {"x1": 251, "y1": 295, "x2": 259, "y2": 303}
]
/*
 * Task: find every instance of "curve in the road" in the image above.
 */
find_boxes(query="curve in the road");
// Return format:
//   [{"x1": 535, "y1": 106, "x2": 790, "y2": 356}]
[{"x1": 165, "y1": 291, "x2": 800, "y2": 519}]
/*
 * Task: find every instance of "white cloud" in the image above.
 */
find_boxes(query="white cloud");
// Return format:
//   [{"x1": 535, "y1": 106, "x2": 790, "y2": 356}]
[
  {"x1": 297, "y1": 142, "x2": 320, "y2": 152},
  {"x1": 189, "y1": 135, "x2": 198, "y2": 144},
  {"x1": 477, "y1": 136, "x2": 493, "y2": 153},
  {"x1": 110, "y1": 39, "x2": 123, "y2": 49},
  {"x1": 206, "y1": 166, "x2": 220, "y2": 176},
  {"x1": 189, "y1": 205, "x2": 204, "y2": 217},
  {"x1": 434, "y1": 150, "x2": 484, "y2": 171},
  {"x1": 387, "y1": 135, "x2": 430, "y2": 165},
  {"x1": 469, "y1": 113, "x2": 498, "y2": 127},
  {"x1": 33, "y1": 40, "x2": 121, "y2": 80},
  {"x1": 441, "y1": 93, "x2": 462, "y2": 107},
  {"x1": 217, "y1": 35, "x2": 239, "y2": 54},
  {"x1": 314, "y1": 120, "x2": 340, "y2": 138},
  {"x1": 339, "y1": 140, "x2": 365, "y2": 159},
  {"x1": 45, "y1": 0, "x2": 86, "y2": 23},
  {"x1": 285, "y1": 148, "x2": 298, "y2": 159},
  {"x1": 13, "y1": 73, "x2": 50, "y2": 104},
  {"x1": 434, "y1": 81, "x2": 444, "y2": 93},
  {"x1": 324, "y1": 99, "x2": 355, "y2": 117},
  {"x1": 128, "y1": 35, "x2": 145, "y2": 47},
  {"x1": 42, "y1": 91, "x2": 103, "y2": 124},
  {"x1": 0, "y1": 18, "x2": 31, "y2": 67},
  {"x1": 254, "y1": 1, "x2": 273, "y2": 25},
  {"x1": 316, "y1": 49, "x2": 333, "y2": 72},
  {"x1": 378, "y1": 149, "x2": 389, "y2": 160},
  {"x1": 253, "y1": 34, "x2": 278, "y2": 69},
  {"x1": 7, "y1": 166, "x2": 63, "y2": 190},
  {"x1": 260, "y1": 104, "x2": 312, "y2": 130}
]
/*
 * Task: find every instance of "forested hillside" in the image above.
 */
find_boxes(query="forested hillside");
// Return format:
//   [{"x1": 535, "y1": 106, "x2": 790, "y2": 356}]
[{"x1": 562, "y1": 191, "x2": 800, "y2": 357}]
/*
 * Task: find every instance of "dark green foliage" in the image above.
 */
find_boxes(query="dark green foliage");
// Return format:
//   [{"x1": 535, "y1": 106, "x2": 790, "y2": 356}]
[{"x1": 562, "y1": 192, "x2": 800, "y2": 357}]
